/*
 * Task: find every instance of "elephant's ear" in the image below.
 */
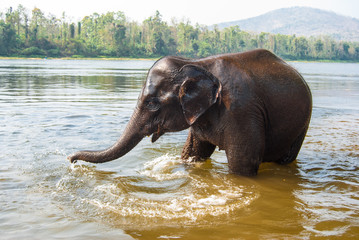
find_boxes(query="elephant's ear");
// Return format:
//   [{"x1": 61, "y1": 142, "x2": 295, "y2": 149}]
[{"x1": 178, "y1": 65, "x2": 222, "y2": 125}]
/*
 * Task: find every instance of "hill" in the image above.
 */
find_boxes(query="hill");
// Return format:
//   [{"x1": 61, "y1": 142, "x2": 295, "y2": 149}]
[{"x1": 215, "y1": 7, "x2": 359, "y2": 42}]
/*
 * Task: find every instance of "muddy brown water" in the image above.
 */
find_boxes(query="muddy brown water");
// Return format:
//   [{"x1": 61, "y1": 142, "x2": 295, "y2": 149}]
[{"x1": 0, "y1": 59, "x2": 358, "y2": 239}]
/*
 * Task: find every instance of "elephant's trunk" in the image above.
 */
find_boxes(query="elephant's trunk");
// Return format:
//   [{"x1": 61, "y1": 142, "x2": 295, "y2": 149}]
[{"x1": 68, "y1": 108, "x2": 145, "y2": 163}]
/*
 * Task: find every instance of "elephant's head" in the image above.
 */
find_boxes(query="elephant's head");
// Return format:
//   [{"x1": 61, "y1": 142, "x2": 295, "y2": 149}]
[{"x1": 68, "y1": 57, "x2": 222, "y2": 163}]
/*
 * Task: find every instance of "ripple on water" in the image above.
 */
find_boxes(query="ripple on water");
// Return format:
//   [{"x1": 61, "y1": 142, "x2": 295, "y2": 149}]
[
  {"x1": 54, "y1": 154, "x2": 258, "y2": 226},
  {"x1": 295, "y1": 112, "x2": 359, "y2": 238},
  {"x1": 63, "y1": 114, "x2": 92, "y2": 119}
]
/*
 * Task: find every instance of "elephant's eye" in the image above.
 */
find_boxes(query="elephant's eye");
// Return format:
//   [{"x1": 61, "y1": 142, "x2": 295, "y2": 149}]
[{"x1": 146, "y1": 97, "x2": 160, "y2": 111}]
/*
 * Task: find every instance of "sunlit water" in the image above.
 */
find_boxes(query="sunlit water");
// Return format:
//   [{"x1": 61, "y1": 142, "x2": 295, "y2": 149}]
[{"x1": 0, "y1": 59, "x2": 358, "y2": 239}]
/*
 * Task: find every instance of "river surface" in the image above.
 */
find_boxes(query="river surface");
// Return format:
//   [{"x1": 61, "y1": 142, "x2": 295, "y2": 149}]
[{"x1": 0, "y1": 59, "x2": 358, "y2": 239}]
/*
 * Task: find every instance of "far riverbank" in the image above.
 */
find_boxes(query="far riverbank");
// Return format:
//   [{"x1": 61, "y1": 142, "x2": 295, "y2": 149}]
[{"x1": 1, "y1": 55, "x2": 358, "y2": 63}]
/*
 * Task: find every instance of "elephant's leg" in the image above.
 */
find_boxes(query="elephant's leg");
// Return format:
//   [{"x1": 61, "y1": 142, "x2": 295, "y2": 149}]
[
  {"x1": 277, "y1": 127, "x2": 308, "y2": 164},
  {"x1": 181, "y1": 130, "x2": 216, "y2": 162},
  {"x1": 225, "y1": 122, "x2": 265, "y2": 176}
]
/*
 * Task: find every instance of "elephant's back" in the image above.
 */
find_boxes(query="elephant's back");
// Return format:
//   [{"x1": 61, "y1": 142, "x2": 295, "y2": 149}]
[
  {"x1": 224, "y1": 49, "x2": 312, "y2": 161},
  {"x1": 198, "y1": 50, "x2": 312, "y2": 162},
  {"x1": 249, "y1": 52, "x2": 312, "y2": 128},
  {"x1": 208, "y1": 49, "x2": 312, "y2": 115},
  {"x1": 242, "y1": 51, "x2": 312, "y2": 161},
  {"x1": 230, "y1": 49, "x2": 312, "y2": 118}
]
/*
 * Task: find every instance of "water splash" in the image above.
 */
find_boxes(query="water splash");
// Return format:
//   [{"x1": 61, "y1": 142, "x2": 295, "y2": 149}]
[
  {"x1": 140, "y1": 154, "x2": 188, "y2": 181},
  {"x1": 53, "y1": 154, "x2": 258, "y2": 226}
]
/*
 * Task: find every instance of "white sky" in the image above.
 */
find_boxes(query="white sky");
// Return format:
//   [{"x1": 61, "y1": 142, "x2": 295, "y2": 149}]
[{"x1": 1, "y1": 0, "x2": 359, "y2": 25}]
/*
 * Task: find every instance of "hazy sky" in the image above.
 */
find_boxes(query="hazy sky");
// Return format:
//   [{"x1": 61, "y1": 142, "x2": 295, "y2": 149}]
[{"x1": 2, "y1": 0, "x2": 359, "y2": 25}]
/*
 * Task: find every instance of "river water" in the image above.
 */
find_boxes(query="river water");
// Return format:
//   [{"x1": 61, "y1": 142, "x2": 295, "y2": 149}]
[{"x1": 0, "y1": 59, "x2": 358, "y2": 239}]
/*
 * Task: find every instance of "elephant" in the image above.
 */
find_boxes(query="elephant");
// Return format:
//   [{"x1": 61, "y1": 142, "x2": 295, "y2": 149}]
[{"x1": 68, "y1": 49, "x2": 312, "y2": 176}]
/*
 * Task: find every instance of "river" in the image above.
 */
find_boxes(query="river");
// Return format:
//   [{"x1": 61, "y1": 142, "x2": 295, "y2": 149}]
[{"x1": 0, "y1": 59, "x2": 358, "y2": 239}]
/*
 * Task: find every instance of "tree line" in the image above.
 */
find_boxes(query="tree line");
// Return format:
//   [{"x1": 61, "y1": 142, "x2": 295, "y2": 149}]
[{"x1": 1, "y1": 5, "x2": 359, "y2": 61}]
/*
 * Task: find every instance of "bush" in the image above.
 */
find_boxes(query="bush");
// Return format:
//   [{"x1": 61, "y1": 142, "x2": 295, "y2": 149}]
[
  {"x1": 71, "y1": 55, "x2": 85, "y2": 58},
  {"x1": 47, "y1": 48, "x2": 61, "y2": 57},
  {"x1": 21, "y1": 47, "x2": 46, "y2": 56}
]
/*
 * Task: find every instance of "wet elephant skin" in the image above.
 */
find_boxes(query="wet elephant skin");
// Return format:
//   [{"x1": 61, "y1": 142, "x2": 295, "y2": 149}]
[{"x1": 68, "y1": 49, "x2": 312, "y2": 176}]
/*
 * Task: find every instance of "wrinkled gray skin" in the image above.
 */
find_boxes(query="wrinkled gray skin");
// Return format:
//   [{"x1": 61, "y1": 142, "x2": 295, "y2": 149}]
[{"x1": 68, "y1": 49, "x2": 312, "y2": 176}]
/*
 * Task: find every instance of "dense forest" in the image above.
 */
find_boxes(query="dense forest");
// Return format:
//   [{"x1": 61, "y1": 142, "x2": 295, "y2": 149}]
[{"x1": 1, "y1": 5, "x2": 359, "y2": 61}]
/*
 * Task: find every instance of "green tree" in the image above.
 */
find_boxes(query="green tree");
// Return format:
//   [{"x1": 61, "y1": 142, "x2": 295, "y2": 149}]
[
  {"x1": 258, "y1": 32, "x2": 268, "y2": 48},
  {"x1": 30, "y1": 8, "x2": 45, "y2": 43},
  {"x1": 0, "y1": 6, "x2": 359, "y2": 61},
  {"x1": 114, "y1": 24, "x2": 127, "y2": 56},
  {"x1": 342, "y1": 42, "x2": 350, "y2": 56},
  {"x1": 70, "y1": 23, "x2": 75, "y2": 38},
  {"x1": 355, "y1": 47, "x2": 359, "y2": 58},
  {"x1": 294, "y1": 37, "x2": 309, "y2": 59},
  {"x1": 77, "y1": 22, "x2": 81, "y2": 36},
  {"x1": 142, "y1": 10, "x2": 172, "y2": 56},
  {"x1": 0, "y1": 21, "x2": 16, "y2": 55},
  {"x1": 197, "y1": 41, "x2": 212, "y2": 57},
  {"x1": 315, "y1": 39, "x2": 324, "y2": 52}
]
